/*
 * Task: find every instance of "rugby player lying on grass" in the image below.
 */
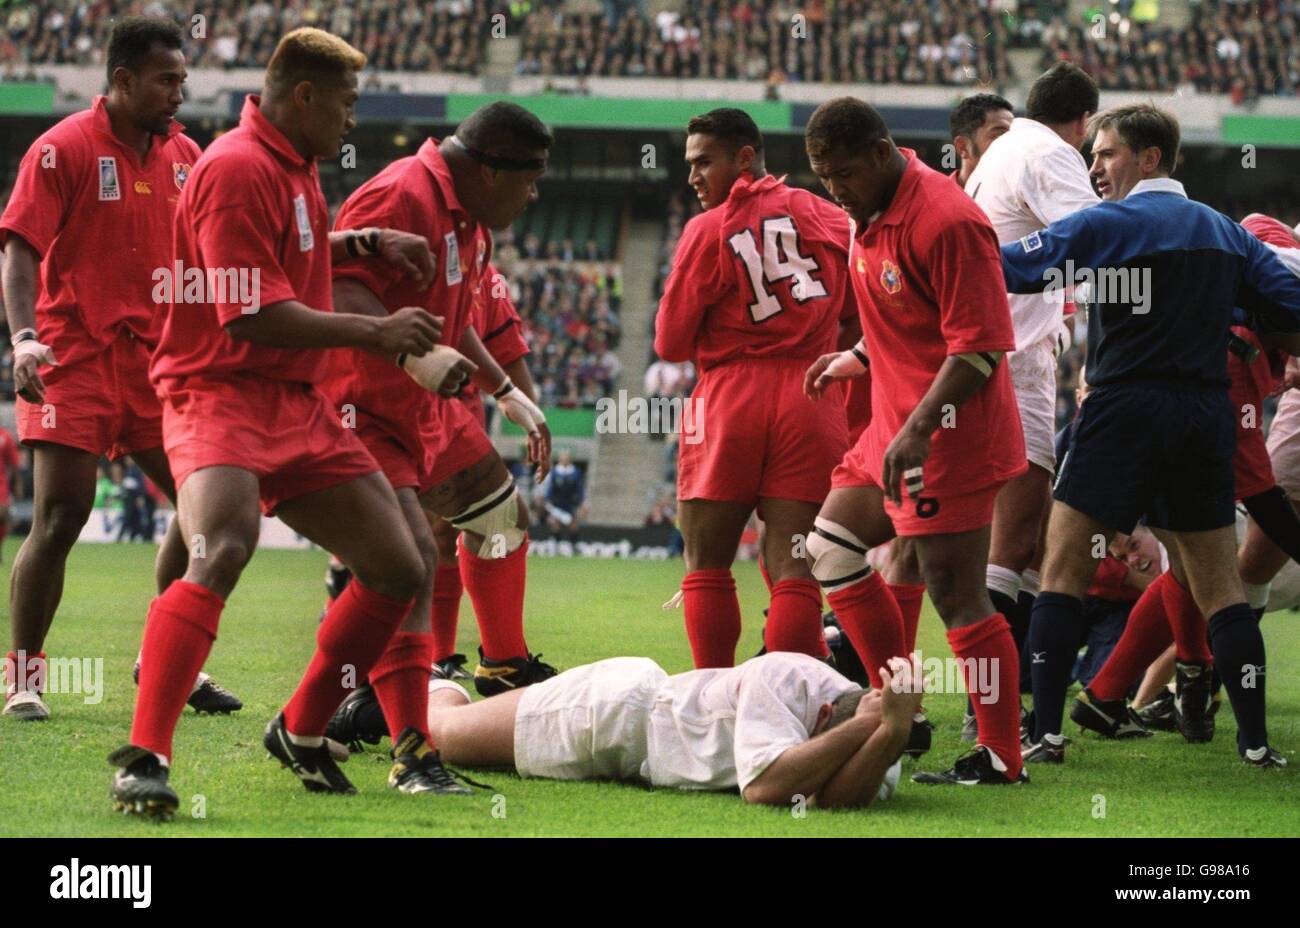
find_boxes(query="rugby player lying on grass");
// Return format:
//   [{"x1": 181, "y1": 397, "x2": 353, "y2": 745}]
[{"x1": 424, "y1": 652, "x2": 923, "y2": 808}]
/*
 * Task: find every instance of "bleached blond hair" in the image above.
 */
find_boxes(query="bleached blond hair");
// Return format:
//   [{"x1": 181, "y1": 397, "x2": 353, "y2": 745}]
[{"x1": 266, "y1": 28, "x2": 365, "y2": 94}]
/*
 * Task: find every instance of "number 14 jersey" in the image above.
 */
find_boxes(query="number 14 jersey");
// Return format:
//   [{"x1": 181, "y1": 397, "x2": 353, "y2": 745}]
[{"x1": 655, "y1": 172, "x2": 854, "y2": 371}]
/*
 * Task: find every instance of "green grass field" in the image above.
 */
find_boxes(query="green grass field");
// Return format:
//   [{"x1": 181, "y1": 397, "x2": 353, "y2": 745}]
[{"x1": 2, "y1": 540, "x2": 1298, "y2": 837}]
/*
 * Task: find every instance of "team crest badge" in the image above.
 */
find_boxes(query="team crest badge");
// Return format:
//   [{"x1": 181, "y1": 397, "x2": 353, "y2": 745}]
[
  {"x1": 880, "y1": 259, "x2": 902, "y2": 294},
  {"x1": 98, "y1": 156, "x2": 120, "y2": 201},
  {"x1": 173, "y1": 162, "x2": 191, "y2": 191}
]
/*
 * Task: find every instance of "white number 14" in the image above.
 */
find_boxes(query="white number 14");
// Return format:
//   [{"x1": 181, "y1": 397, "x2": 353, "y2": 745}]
[{"x1": 728, "y1": 216, "x2": 827, "y2": 322}]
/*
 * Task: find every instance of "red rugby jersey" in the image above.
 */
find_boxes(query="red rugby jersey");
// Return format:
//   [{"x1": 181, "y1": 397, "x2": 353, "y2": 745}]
[
  {"x1": 150, "y1": 95, "x2": 333, "y2": 388},
  {"x1": 325, "y1": 139, "x2": 492, "y2": 430},
  {"x1": 655, "y1": 173, "x2": 852, "y2": 371},
  {"x1": 0, "y1": 96, "x2": 200, "y2": 365},
  {"x1": 849, "y1": 150, "x2": 1025, "y2": 496}
]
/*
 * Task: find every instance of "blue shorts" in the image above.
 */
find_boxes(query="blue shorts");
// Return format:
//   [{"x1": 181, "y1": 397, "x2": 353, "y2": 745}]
[{"x1": 1054, "y1": 383, "x2": 1235, "y2": 533}]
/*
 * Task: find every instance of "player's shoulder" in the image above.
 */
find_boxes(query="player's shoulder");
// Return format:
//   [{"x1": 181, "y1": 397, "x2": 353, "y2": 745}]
[
  {"x1": 22, "y1": 108, "x2": 95, "y2": 164},
  {"x1": 166, "y1": 131, "x2": 203, "y2": 162}
]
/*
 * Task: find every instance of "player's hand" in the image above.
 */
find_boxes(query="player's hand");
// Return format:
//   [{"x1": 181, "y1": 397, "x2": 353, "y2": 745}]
[
  {"x1": 878, "y1": 654, "x2": 924, "y2": 733},
  {"x1": 497, "y1": 381, "x2": 551, "y2": 479},
  {"x1": 377, "y1": 229, "x2": 436, "y2": 289},
  {"x1": 377, "y1": 307, "x2": 441, "y2": 357},
  {"x1": 800, "y1": 350, "x2": 863, "y2": 397},
  {"x1": 881, "y1": 425, "x2": 931, "y2": 506},
  {"x1": 13, "y1": 339, "x2": 58, "y2": 403},
  {"x1": 401, "y1": 345, "x2": 477, "y2": 396}
]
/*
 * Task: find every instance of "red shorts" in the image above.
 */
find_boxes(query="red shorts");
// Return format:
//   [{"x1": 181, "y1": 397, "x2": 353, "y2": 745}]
[
  {"x1": 422, "y1": 394, "x2": 495, "y2": 492},
  {"x1": 677, "y1": 359, "x2": 848, "y2": 504},
  {"x1": 1234, "y1": 420, "x2": 1276, "y2": 500},
  {"x1": 832, "y1": 438, "x2": 1003, "y2": 536},
  {"x1": 161, "y1": 374, "x2": 379, "y2": 515},
  {"x1": 16, "y1": 332, "x2": 161, "y2": 459}
]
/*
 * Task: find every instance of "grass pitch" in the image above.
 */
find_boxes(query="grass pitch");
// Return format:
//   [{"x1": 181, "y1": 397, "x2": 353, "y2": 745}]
[{"x1": 2, "y1": 540, "x2": 1297, "y2": 837}]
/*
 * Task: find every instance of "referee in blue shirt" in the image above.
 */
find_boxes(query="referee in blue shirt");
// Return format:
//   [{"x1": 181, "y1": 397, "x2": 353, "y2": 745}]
[{"x1": 1000, "y1": 103, "x2": 1300, "y2": 767}]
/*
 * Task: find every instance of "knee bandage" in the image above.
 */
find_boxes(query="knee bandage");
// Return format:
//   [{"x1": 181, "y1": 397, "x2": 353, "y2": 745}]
[
  {"x1": 806, "y1": 518, "x2": 873, "y2": 593},
  {"x1": 450, "y1": 478, "x2": 526, "y2": 558}
]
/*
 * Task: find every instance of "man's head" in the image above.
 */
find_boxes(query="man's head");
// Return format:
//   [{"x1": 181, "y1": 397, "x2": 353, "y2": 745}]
[
  {"x1": 262, "y1": 28, "x2": 365, "y2": 160},
  {"x1": 949, "y1": 92, "x2": 1014, "y2": 176},
  {"x1": 684, "y1": 107, "x2": 765, "y2": 210},
  {"x1": 1087, "y1": 103, "x2": 1180, "y2": 201},
  {"x1": 106, "y1": 15, "x2": 186, "y2": 136},
  {"x1": 1109, "y1": 525, "x2": 1161, "y2": 574},
  {"x1": 1025, "y1": 62, "x2": 1100, "y2": 150},
  {"x1": 805, "y1": 97, "x2": 903, "y2": 228},
  {"x1": 445, "y1": 101, "x2": 552, "y2": 230},
  {"x1": 813, "y1": 686, "x2": 878, "y2": 737}
]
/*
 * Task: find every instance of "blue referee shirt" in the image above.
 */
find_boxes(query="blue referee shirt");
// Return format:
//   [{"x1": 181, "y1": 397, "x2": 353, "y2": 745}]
[{"x1": 1000, "y1": 178, "x2": 1300, "y2": 389}]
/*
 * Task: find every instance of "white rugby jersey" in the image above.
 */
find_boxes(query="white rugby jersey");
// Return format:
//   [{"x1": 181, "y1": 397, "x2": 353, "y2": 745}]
[
  {"x1": 642, "y1": 652, "x2": 862, "y2": 793},
  {"x1": 965, "y1": 117, "x2": 1100, "y2": 351}
]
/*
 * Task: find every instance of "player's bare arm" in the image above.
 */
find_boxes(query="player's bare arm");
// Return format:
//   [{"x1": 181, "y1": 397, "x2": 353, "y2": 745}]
[
  {"x1": 458, "y1": 325, "x2": 551, "y2": 479},
  {"x1": 2, "y1": 235, "x2": 56, "y2": 403},
  {"x1": 815, "y1": 657, "x2": 922, "y2": 807},
  {"x1": 503, "y1": 354, "x2": 540, "y2": 405},
  {"x1": 881, "y1": 353, "x2": 1000, "y2": 504},
  {"x1": 329, "y1": 228, "x2": 435, "y2": 289},
  {"x1": 224, "y1": 297, "x2": 438, "y2": 355},
  {"x1": 805, "y1": 338, "x2": 869, "y2": 399}
]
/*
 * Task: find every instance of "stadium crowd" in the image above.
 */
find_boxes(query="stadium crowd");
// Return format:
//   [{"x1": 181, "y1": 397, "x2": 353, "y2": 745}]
[{"x1": 2, "y1": 0, "x2": 1298, "y2": 97}]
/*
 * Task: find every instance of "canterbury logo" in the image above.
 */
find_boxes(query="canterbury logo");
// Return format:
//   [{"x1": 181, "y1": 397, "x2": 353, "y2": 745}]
[{"x1": 133, "y1": 181, "x2": 152, "y2": 194}]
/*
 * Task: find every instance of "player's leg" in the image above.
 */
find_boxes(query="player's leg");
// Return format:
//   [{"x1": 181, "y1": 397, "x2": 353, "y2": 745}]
[
  {"x1": 274, "y1": 469, "x2": 422, "y2": 723},
  {"x1": 884, "y1": 536, "x2": 927, "y2": 655},
  {"x1": 426, "y1": 681, "x2": 524, "y2": 769},
  {"x1": 128, "y1": 446, "x2": 242, "y2": 715},
  {"x1": 422, "y1": 448, "x2": 553, "y2": 693},
  {"x1": 1238, "y1": 516, "x2": 1291, "y2": 607},
  {"x1": 911, "y1": 524, "x2": 1024, "y2": 782},
  {"x1": 677, "y1": 497, "x2": 752, "y2": 667},
  {"x1": 111, "y1": 465, "x2": 262, "y2": 817},
  {"x1": 129, "y1": 448, "x2": 187, "y2": 593},
  {"x1": 1171, "y1": 525, "x2": 1276, "y2": 761},
  {"x1": 988, "y1": 464, "x2": 1052, "y2": 655},
  {"x1": 1073, "y1": 546, "x2": 1179, "y2": 739},
  {"x1": 756, "y1": 496, "x2": 827, "y2": 657},
  {"x1": 4, "y1": 443, "x2": 97, "y2": 721},
  {"x1": 428, "y1": 513, "x2": 471, "y2": 678},
  {"x1": 805, "y1": 484, "x2": 901, "y2": 689}
]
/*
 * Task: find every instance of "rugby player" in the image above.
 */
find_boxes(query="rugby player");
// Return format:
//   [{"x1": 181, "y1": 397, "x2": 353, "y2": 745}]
[
  {"x1": 425, "y1": 653, "x2": 923, "y2": 808},
  {"x1": 655, "y1": 107, "x2": 853, "y2": 669},
  {"x1": 107, "y1": 28, "x2": 450, "y2": 818},
  {"x1": 803, "y1": 98, "x2": 1029, "y2": 785},
  {"x1": 0, "y1": 16, "x2": 239, "y2": 721}
]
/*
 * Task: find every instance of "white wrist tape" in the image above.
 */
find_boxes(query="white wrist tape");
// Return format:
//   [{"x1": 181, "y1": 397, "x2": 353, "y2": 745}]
[{"x1": 398, "y1": 345, "x2": 469, "y2": 393}]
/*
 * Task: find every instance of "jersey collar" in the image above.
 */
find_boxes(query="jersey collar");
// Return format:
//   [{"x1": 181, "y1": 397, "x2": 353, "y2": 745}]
[
  {"x1": 241, "y1": 94, "x2": 313, "y2": 169},
  {"x1": 1127, "y1": 177, "x2": 1186, "y2": 199},
  {"x1": 90, "y1": 94, "x2": 185, "y2": 156},
  {"x1": 418, "y1": 138, "x2": 471, "y2": 219},
  {"x1": 726, "y1": 172, "x2": 782, "y2": 203},
  {"x1": 859, "y1": 148, "x2": 920, "y2": 232}
]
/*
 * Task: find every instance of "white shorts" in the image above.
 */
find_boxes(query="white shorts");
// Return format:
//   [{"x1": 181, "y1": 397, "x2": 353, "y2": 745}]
[
  {"x1": 513, "y1": 657, "x2": 667, "y2": 782},
  {"x1": 1266, "y1": 389, "x2": 1300, "y2": 498},
  {"x1": 1009, "y1": 335, "x2": 1057, "y2": 473}
]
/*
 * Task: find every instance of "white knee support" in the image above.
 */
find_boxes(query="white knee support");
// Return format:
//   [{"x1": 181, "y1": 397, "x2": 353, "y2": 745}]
[
  {"x1": 807, "y1": 518, "x2": 873, "y2": 593},
  {"x1": 451, "y1": 478, "x2": 526, "y2": 558}
]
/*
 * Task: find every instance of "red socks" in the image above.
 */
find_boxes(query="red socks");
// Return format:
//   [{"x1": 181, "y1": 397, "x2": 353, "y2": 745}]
[
  {"x1": 1163, "y1": 574, "x2": 1213, "y2": 664},
  {"x1": 283, "y1": 580, "x2": 410, "y2": 737},
  {"x1": 4, "y1": 650, "x2": 46, "y2": 693},
  {"x1": 459, "y1": 536, "x2": 530, "y2": 662},
  {"x1": 369, "y1": 630, "x2": 436, "y2": 744},
  {"x1": 1088, "y1": 572, "x2": 1174, "y2": 701},
  {"x1": 765, "y1": 578, "x2": 828, "y2": 658},
  {"x1": 682, "y1": 568, "x2": 742, "y2": 667},
  {"x1": 430, "y1": 561, "x2": 464, "y2": 662},
  {"x1": 826, "y1": 571, "x2": 904, "y2": 689},
  {"x1": 131, "y1": 581, "x2": 224, "y2": 761},
  {"x1": 890, "y1": 582, "x2": 926, "y2": 653},
  {"x1": 947, "y1": 613, "x2": 1022, "y2": 780}
]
